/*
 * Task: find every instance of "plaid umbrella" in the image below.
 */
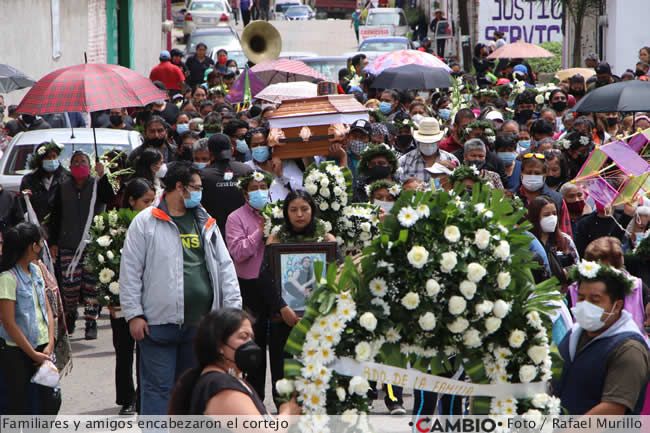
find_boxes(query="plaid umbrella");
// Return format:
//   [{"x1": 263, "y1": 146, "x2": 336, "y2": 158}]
[
  {"x1": 0, "y1": 64, "x2": 35, "y2": 93},
  {"x1": 365, "y1": 50, "x2": 451, "y2": 76},
  {"x1": 16, "y1": 63, "x2": 167, "y2": 115},
  {"x1": 250, "y1": 59, "x2": 328, "y2": 85}
]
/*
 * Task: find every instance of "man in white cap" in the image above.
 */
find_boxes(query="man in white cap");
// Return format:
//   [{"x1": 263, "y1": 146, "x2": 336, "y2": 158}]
[
  {"x1": 396, "y1": 117, "x2": 458, "y2": 183},
  {"x1": 485, "y1": 110, "x2": 504, "y2": 130}
]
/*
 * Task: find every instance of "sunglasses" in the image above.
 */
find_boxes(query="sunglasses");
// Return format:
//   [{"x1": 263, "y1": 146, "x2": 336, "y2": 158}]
[{"x1": 523, "y1": 153, "x2": 545, "y2": 160}]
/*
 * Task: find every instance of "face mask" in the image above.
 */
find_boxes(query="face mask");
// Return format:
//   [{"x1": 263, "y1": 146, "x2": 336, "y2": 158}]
[
  {"x1": 22, "y1": 114, "x2": 35, "y2": 126},
  {"x1": 193, "y1": 162, "x2": 208, "y2": 170},
  {"x1": 379, "y1": 101, "x2": 392, "y2": 115},
  {"x1": 183, "y1": 189, "x2": 202, "y2": 208},
  {"x1": 228, "y1": 67, "x2": 238, "y2": 74},
  {"x1": 606, "y1": 117, "x2": 618, "y2": 127},
  {"x1": 497, "y1": 152, "x2": 516, "y2": 166},
  {"x1": 228, "y1": 340, "x2": 263, "y2": 373},
  {"x1": 551, "y1": 101, "x2": 567, "y2": 112},
  {"x1": 70, "y1": 165, "x2": 90, "y2": 181},
  {"x1": 438, "y1": 108, "x2": 451, "y2": 121},
  {"x1": 374, "y1": 199, "x2": 394, "y2": 213},
  {"x1": 571, "y1": 301, "x2": 616, "y2": 332},
  {"x1": 42, "y1": 159, "x2": 60, "y2": 173},
  {"x1": 147, "y1": 137, "x2": 165, "y2": 148},
  {"x1": 566, "y1": 200, "x2": 586, "y2": 215},
  {"x1": 156, "y1": 163, "x2": 168, "y2": 179},
  {"x1": 545, "y1": 176, "x2": 563, "y2": 187},
  {"x1": 248, "y1": 189, "x2": 269, "y2": 210},
  {"x1": 540, "y1": 215, "x2": 558, "y2": 233},
  {"x1": 418, "y1": 142, "x2": 438, "y2": 156},
  {"x1": 522, "y1": 174, "x2": 545, "y2": 191},
  {"x1": 396, "y1": 134, "x2": 412, "y2": 148},
  {"x1": 109, "y1": 115, "x2": 123, "y2": 126},
  {"x1": 570, "y1": 89, "x2": 585, "y2": 97},
  {"x1": 635, "y1": 232, "x2": 646, "y2": 247},
  {"x1": 466, "y1": 160, "x2": 485, "y2": 170},
  {"x1": 176, "y1": 123, "x2": 190, "y2": 134},
  {"x1": 218, "y1": 54, "x2": 227, "y2": 65},
  {"x1": 517, "y1": 140, "x2": 531, "y2": 151},
  {"x1": 349, "y1": 139, "x2": 368, "y2": 153},
  {"x1": 515, "y1": 109, "x2": 534, "y2": 123},
  {"x1": 236, "y1": 139, "x2": 249, "y2": 154},
  {"x1": 412, "y1": 114, "x2": 424, "y2": 125},
  {"x1": 251, "y1": 145, "x2": 270, "y2": 163},
  {"x1": 366, "y1": 165, "x2": 392, "y2": 181}
]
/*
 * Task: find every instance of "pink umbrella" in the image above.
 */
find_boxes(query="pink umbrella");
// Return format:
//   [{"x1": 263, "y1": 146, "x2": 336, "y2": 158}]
[
  {"x1": 487, "y1": 40, "x2": 553, "y2": 59},
  {"x1": 365, "y1": 50, "x2": 451, "y2": 76},
  {"x1": 250, "y1": 59, "x2": 327, "y2": 85}
]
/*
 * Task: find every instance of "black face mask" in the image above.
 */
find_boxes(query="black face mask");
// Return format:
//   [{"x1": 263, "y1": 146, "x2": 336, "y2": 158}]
[
  {"x1": 109, "y1": 115, "x2": 123, "y2": 126},
  {"x1": 466, "y1": 160, "x2": 485, "y2": 170},
  {"x1": 366, "y1": 165, "x2": 392, "y2": 181},
  {"x1": 569, "y1": 89, "x2": 585, "y2": 97},
  {"x1": 396, "y1": 134, "x2": 413, "y2": 148},
  {"x1": 22, "y1": 114, "x2": 35, "y2": 125},
  {"x1": 515, "y1": 109, "x2": 534, "y2": 124},
  {"x1": 606, "y1": 117, "x2": 618, "y2": 127},
  {"x1": 545, "y1": 176, "x2": 563, "y2": 187},
  {"x1": 228, "y1": 340, "x2": 263, "y2": 373},
  {"x1": 146, "y1": 137, "x2": 166, "y2": 148},
  {"x1": 551, "y1": 101, "x2": 567, "y2": 112},
  {"x1": 636, "y1": 69, "x2": 647, "y2": 77}
]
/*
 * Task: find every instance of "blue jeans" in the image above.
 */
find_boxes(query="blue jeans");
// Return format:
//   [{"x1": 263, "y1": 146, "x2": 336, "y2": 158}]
[{"x1": 138, "y1": 324, "x2": 197, "y2": 415}]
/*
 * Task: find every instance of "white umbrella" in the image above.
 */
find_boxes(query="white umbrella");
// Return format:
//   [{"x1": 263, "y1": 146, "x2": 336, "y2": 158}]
[{"x1": 255, "y1": 81, "x2": 318, "y2": 104}]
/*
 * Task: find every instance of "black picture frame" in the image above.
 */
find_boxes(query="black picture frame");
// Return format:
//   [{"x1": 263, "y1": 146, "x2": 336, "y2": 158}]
[{"x1": 269, "y1": 242, "x2": 337, "y2": 312}]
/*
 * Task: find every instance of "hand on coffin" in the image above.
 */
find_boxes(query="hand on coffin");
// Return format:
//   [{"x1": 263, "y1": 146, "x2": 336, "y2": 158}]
[
  {"x1": 268, "y1": 128, "x2": 286, "y2": 148},
  {"x1": 271, "y1": 156, "x2": 283, "y2": 177}
]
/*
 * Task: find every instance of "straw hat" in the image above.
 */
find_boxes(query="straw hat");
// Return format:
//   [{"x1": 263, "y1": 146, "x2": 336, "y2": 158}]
[{"x1": 412, "y1": 117, "x2": 446, "y2": 144}]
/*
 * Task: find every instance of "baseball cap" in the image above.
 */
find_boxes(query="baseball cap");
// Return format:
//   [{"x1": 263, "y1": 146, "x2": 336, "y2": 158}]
[
  {"x1": 485, "y1": 111, "x2": 504, "y2": 122},
  {"x1": 595, "y1": 62, "x2": 612, "y2": 75},
  {"x1": 159, "y1": 50, "x2": 171, "y2": 61},
  {"x1": 350, "y1": 119, "x2": 371, "y2": 136},
  {"x1": 513, "y1": 64, "x2": 528, "y2": 76}
]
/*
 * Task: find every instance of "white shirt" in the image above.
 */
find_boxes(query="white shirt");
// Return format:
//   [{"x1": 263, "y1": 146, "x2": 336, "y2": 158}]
[{"x1": 245, "y1": 160, "x2": 304, "y2": 202}]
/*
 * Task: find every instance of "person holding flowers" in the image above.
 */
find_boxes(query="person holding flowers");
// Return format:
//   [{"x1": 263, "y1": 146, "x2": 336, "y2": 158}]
[{"x1": 225, "y1": 170, "x2": 273, "y2": 399}]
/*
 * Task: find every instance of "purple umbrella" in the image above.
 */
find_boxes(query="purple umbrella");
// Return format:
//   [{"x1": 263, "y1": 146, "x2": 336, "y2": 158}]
[{"x1": 226, "y1": 69, "x2": 266, "y2": 104}]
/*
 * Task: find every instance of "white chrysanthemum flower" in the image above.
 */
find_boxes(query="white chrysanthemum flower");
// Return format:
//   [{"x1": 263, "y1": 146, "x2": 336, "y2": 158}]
[
  {"x1": 494, "y1": 240, "x2": 510, "y2": 261},
  {"x1": 418, "y1": 312, "x2": 436, "y2": 331},
  {"x1": 407, "y1": 245, "x2": 429, "y2": 269},
  {"x1": 484, "y1": 317, "x2": 502, "y2": 334},
  {"x1": 459, "y1": 280, "x2": 477, "y2": 300},
  {"x1": 466, "y1": 262, "x2": 487, "y2": 283},
  {"x1": 577, "y1": 259, "x2": 600, "y2": 278},
  {"x1": 385, "y1": 327, "x2": 401, "y2": 343},
  {"x1": 319, "y1": 202, "x2": 329, "y2": 211},
  {"x1": 519, "y1": 365, "x2": 538, "y2": 383},
  {"x1": 389, "y1": 184, "x2": 402, "y2": 197},
  {"x1": 492, "y1": 300, "x2": 511, "y2": 319},
  {"x1": 425, "y1": 279, "x2": 441, "y2": 297},
  {"x1": 447, "y1": 317, "x2": 470, "y2": 334},
  {"x1": 448, "y1": 296, "x2": 467, "y2": 315},
  {"x1": 99, "y1": 268, "x2": 115, "y2": 284},
  {"x1": 276, "y1": 379, "x2": 294, "y2": 395},
  {"x1": 96, "y1": 235, "x2": 112, "y2": 248},
  {"x1": 526, "y1": 311, "x2": 544, "y2": 328},
  {"x1": 444, "y1": 225, "x2": 461, "y2": 243},
  {"x1": 579, "y1": 135, "x2": 591, "y2": 146},
  {"x1": 401, "y1": 292, "x2": 420, "y2": 310},
  {"x1": 415, "y1": 204, "x2": 429, "y2": 218},
  {"x1": 497, "y1": 272, "x2": 511, "y2": 290},
  {"x1": 355, "y1": 341, "x2": 372, "y2": 361},
  {"x1": 252, "y1": 171, "x2": 265, "y2": 182},
  {"x1": 348, "y1": 376, "x2": 370, "y2": 395},
  {"x1": 531, "y1": 393, "x2": 549, "y2": 409},
  {"x1": 547, "y1": 396, "x2": 562, "y2": 415},
  {"x1": 474, "y1": 229, "x2": 490, "y2": 250},
  {"x1": 359, "y1": 312, "x2": 377, "y2": 332},
  {"x1": 336, "y1": 303, "x2": 356, "y2": 321},
  {"x1": 368, "y1": 277, "x2": 388, "y2": 297},
  {"x1": 508, "y1": 329, "x2": 527, "y2": 348},
  {"x1": 397, "y1": 206, "x2": 419, "y2": 227},
  {"x1": 108, "y1": 281, "x2": 120, "y2": 295},
  {"x1": 527, "y1": 345, "x2": 547, "y2": 365},
  {"x1": 440, "y1": 251, "x2": 458, "y2": 273},
  {"x1": 463, "y1": 328, "x2": 482, "y2": 348}
]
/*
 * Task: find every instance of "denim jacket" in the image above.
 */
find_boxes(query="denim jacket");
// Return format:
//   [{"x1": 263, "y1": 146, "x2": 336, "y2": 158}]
[{"x1": 0, "y1": 264, "x2": 49, "y2": 348}]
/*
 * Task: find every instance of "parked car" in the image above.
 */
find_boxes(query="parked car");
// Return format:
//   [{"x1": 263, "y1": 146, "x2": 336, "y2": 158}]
[
  {"x1": 210, "y1": 48, "x2": 248, "y2": 70},
  {"x1": 357, "y1": 36, "x2": 413, "y2": 55},
  {"x1": 284, "y1": 5, "x2": 315, "y2": 20},
  {"x1": 183, "y1": 0, "x2": 233, "y2": 41},
  {"x1": 0, "y1": 129, "x2": 143, "y2": 193},
  {"x1": 359, "y1": 8, "x2": 409, "y2": 42},
  {"x1": 313, "y1": 0, "x2": 355, "y2": 19},
  {"x1": 272, "y1": 1, "x2": 301, "y2": 19},
  {"x1": 300, "y1": 56, "x2": 349, "y2": 81},
  {"x1": 185, "y1": 27, "x2": 241, "y2": 55}
]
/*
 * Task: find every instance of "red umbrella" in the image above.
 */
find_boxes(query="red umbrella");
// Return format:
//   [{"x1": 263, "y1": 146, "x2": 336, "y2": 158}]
[
  {"x1": 16, "y1": 63, "x2": 167, "y2": 114},
  {"x1": 250, "y1": 59, "x2": 328, "y2": 86}
]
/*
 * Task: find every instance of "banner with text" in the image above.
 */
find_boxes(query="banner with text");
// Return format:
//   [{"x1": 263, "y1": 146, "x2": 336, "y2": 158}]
[{"x1": 478, "y1": 0, "x2": 563, "y2": 45}]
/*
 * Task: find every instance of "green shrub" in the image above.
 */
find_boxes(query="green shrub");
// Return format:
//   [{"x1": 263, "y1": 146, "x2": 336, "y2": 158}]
[{"x1": 528, "y1": 41, "x2": 562, "y2": 74}]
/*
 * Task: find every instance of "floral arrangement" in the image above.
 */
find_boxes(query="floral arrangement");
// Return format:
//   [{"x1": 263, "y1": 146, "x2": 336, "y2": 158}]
[
  {"x1": 303, "y1": 161, "x2": 352, "y2": 229},
  {"x1": 335, "y1": 203, "x2": 381, "y2": 254},
  {"x1": 278, "y1": 184, "x2": 563, "y2": 416},
  {"x1": 449, "y1": 76, "x2": 474, "y2": 119},
  {"x1": 365, "y1": 180, "x2": 401, "y2": 200},
  {"x1": 262, "y1": 200, "x2": 285, "y2": 238},
  {"x1": 85, "y1": 209, "x2": 137, "y2": 307},
  {"x1": 463, "y1": 120, "x2": 496, "y2": 145},
  {"x1": 392, "y1": 117, "x2": 416, "y2": 129},
  {"x1": 449, "y1": 164, "x2": 483, "y2": 184},
  {"x1": 569, "y1": 259, "x2": 635, "y2": 293}
]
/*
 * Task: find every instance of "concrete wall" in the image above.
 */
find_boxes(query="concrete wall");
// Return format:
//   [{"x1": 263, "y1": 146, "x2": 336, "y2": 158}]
[
  {"x1": 604, "y1": 0, "x2": 648, "y2": 75},
  {"x1": 133, "y1": 0, "x2": 165, "y2": 78}
]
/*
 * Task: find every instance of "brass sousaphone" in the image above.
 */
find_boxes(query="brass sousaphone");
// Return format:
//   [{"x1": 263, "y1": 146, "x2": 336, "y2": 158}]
[{"x1": 241, "y1": 21, "x2": 282, "y2": 65}]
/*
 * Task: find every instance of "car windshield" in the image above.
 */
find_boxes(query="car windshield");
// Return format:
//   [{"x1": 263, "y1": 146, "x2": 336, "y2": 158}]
[
  {"x1": 188, "y1": 33, "x2": 236, "y2": 53},
  {"x1": 190, "y1": 1, "x2": 226, "y2": 11},
  {"x1": 303, "y1": 60, "x2": 347, "y2": 81},
  {"x1": 366, "y1": 12, "x2": 403, "y2": 26},
  {"x1": 360, "y1": 41, "x2": 407, "y2": 52},
  {"x1": 3, "y1": 143, "x2": 132, "y2": 176},
  {"x1": 276, "y1": 3, "x2": 300, "y2": 12},
  {"x1": 286, "y1": 6, "x2": 309, "y2": 13},
  {"x1": 226, "y1": 51, "x2": 248, "y2": 68}
]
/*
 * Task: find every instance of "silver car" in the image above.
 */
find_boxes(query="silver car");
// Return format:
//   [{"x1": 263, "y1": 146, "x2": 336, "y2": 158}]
[
  {"x1": 0, "y1": 128, "x2": 143, "y2": 193},
  {"x1": 183, "y1": 0, "x2": 233, "y2": 38}
]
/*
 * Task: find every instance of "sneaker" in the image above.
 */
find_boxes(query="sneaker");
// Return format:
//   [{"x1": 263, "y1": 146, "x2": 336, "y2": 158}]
[
  {"x1": 85, "y1": 321, "x2": 98, "y2": 340},
  {"x1": 119, "y1": 403, "x2": 136, "y2": 415},
  {"x1": 65, "y1": 313, "x2": 77, "y2": 335},
  {"x1": 386, "y1": 401, "x2": 406, "y2": 415}
]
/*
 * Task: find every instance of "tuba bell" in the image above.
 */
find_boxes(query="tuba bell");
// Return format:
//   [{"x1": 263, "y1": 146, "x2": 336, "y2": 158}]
[{"x1": 241, "y1": 21, "x2": 282, "y2": 65}]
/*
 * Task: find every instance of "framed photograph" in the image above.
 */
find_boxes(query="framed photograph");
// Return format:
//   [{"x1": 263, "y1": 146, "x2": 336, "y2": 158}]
[{"x1": 269, "y1": 242, "x2": 337, "y2": 312}]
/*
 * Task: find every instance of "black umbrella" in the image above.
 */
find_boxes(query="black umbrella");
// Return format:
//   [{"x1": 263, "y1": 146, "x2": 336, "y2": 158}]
[
  {"x1": 0, "y1": 64, "x2": 35, "y2": 93},
  {"x1": 572, "y1": 80, "x2": 650, "y2": 113},
  {"x1": 370, "y1": 64, "x2": 452, "y2": 90}
]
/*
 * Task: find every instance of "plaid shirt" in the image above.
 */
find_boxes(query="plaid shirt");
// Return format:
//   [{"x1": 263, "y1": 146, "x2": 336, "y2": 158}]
[{"x1": 396, "y1": 148, "x2": 459, "y2": 183}]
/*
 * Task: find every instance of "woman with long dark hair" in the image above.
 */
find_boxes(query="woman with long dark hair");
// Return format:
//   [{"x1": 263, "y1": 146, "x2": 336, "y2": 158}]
[
  {"x1": 132, "y1": 148, "x2": 165, "y2": 206},
  {"x1": 0, "y1": 222, "x2": 57, "y2": 414},
  {"x1": 169, "y1": 308, "x2": 300, "y2": 416}
]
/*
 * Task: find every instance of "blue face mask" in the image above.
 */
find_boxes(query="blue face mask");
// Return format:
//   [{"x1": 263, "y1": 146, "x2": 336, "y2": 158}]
[
  {"x1": 379, "y1": 101, "x2": 392, "y2": 115},
  {"x1": 497, "y1": 152, "x2": 517, "y2": 166},
  {"x1": 248, "y1": 189, "x2": 269, "y2": 210},
  {"x1": 518, "y1": 140, "x2": 531, "y2": 150},
  {"x1": 252, "y1": 145, "x2": 270, "y2": 163},
  {"x1": 193, "y1": 162, "x2": 208, "y2": 170},
  {"x1": 42, "y1": 159, "x2": 60, "y2": 173},
  {"x1": 236, "y1": 139, "x2": 249, "y2": 154},
  {"x1": 176, "y1": 123, "x2": 189, "y2": 134},
  {"x1": 438, "y1": 108, "x2": 451, "y2": 121},
  {"x1": 184, "y1": 190, "x2": 202, "y2": 209}
]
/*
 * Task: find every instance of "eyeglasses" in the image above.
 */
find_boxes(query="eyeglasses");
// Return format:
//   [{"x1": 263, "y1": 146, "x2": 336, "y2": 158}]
[
  {"x1": 523, "y1": 153, "x2": 545, "y2": 160},
  {"x1": 186, "y1": 183, "x2": 203, "y2": 192}
]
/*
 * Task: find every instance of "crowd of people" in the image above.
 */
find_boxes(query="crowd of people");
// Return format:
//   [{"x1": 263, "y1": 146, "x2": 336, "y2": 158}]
[{"x1": 1, "y1": 34, "x2": 650, "y2": 419}]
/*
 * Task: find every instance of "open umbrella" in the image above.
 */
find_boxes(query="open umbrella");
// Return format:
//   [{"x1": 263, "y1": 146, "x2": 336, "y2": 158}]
[
  {"x1": 249, "y1": 59, "x2": 327, "y2": 86},
  {"x1": 487, "y1": 40, "x2": 553, "y2": 59},
  {"x1": 226, "y1": 68, "x2": 266, "y2": 104},
  {"x1": 555, "y1": 67, "x2": 596, "y2": 82},
  {"x1": 365, "y1": 50, "x2": 450, "y2": 76},
  {"x1": 255, "y1": 81, "x2": 318, "y2": 103},
  {"x1": 371, "y1": 64, "x2": 452, "y2": 90},
  {"x1": 572, "y1": 80, "x2": 650, "y2": 113},
  {"x1": 0, "y1": 64, "x2": 35, "y2": 93}
]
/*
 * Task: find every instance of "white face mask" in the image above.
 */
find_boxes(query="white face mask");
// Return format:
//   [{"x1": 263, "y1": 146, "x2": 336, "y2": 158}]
[
  {"x1": 374, "y1": 199, "x2": 394, "y2": 214},
  {"x1": 522, "y1": 174, "x2": 545, "y2": 191},
  {"x1": 156, "y1": 163, "x2": 168, "y2": 179},
  {"x1": 571, "y1": 301, "x2": 616, "y2": 332},
  {"x1": 540, "y1": 215, "x2": 558, "y2": 233},
  {"x1": 418, "y1": 142, "x2": 438, "y2": 156}
]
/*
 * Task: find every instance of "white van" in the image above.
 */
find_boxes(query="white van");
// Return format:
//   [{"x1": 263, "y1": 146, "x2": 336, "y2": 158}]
[{"x1": 359, "y1": 8, "x2": 409, "y2": 42}]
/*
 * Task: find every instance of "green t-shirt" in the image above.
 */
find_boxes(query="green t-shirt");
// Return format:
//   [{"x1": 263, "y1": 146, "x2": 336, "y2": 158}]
[
  {"x1": 172, "y1": 212, "x2": 213, "y2": 326},
  {"x1": 0, "y1": 270, "x2": 49, "y2": 347}
]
